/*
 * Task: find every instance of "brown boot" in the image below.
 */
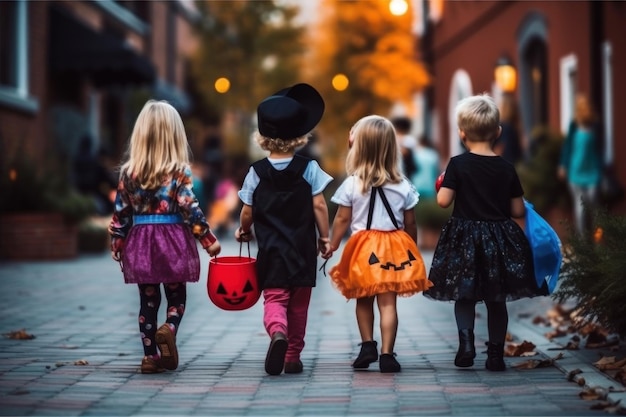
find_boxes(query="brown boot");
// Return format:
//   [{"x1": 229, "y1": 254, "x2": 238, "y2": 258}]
[
  {"x1": 155, "y1": 324, "x2": 179, "y2": 370},
  {"x1": 141, "y1": 356, "x2": 165, "y2": 374}
]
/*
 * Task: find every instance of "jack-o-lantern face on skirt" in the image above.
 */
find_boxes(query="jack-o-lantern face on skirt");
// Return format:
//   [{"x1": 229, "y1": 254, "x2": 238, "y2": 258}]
[{"x1": 369, "y1": 250, "x2": 417, "y2": 270}]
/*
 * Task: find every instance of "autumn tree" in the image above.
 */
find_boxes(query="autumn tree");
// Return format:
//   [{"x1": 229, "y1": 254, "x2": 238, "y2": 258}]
[
  {"x1": 189, "y1": 0, "x2": 305, "y2": 154},
  {"x1": 309, "y1": 0, "x2": 430, "y2": 173}
]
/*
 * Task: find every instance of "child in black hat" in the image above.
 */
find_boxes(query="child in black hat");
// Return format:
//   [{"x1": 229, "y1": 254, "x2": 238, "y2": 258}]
[{"x1": 235, "y1": 83, "x2": 333, "y2": 375}]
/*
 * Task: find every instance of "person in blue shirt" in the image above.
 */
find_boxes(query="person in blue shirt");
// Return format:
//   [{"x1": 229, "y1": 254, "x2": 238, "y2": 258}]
[{"x1": 558, "y1": 93, "x2": 604, "y2": 235}]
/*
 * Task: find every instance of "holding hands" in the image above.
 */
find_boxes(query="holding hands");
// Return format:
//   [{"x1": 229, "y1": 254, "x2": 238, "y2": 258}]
[{"x1": 318, "y1": 237, "x2": 332, "y2": 259}]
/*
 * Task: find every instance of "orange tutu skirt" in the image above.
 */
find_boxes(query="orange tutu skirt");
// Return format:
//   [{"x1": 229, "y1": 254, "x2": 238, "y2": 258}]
[{"x1": 329, "y1": 230, "x2": 432, "y2": 299}]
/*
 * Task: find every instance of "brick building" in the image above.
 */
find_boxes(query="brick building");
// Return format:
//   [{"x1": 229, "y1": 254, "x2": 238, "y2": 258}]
[
  {"x1": 0, "y1": 0, "x2": 199, "y2": 168},
  {"x1": 415, "y1": 0, "x2": 626, "y2": 213}
]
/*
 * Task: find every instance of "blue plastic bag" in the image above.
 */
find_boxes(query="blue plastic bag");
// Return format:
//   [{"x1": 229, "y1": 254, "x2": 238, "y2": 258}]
[{"x1": 524, "y1": 200, "x2": 562, "y2": 294}]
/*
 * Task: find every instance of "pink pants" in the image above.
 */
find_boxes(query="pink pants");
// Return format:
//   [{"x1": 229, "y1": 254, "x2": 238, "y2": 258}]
[{"x1": 263, "y1": 287, "x2": 312, "y2": 362}]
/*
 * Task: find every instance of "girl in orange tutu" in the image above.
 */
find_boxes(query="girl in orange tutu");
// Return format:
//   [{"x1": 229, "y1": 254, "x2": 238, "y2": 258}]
[{"x1": 323, "y1": 115, "x2": 432, "y2": 373}]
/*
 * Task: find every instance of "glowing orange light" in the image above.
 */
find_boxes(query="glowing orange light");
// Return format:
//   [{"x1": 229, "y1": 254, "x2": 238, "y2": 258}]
[
  {"x1": 215, "y1": 77, "x2": 231, "y2": 94},
  {"x1": 594, "y1": 227, "x2": 603, "y2": 243},
  {"x1": 332, "y1": 74, "x2": 349, "y2": 91}
]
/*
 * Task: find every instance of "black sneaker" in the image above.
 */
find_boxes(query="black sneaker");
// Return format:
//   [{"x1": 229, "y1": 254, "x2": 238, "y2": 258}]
[
  {"x1": 265, "y1": 332, "x2": 287, "y2": 375},
  {"x1": 352, "y1": 341, "x2": 378, "y2": 369},
  {"x1": 284, "y1": 360, "x2": 303, "y2": 374},
  {"x1": 379, "y1": 353, "x2": 401, "y2": 373}
]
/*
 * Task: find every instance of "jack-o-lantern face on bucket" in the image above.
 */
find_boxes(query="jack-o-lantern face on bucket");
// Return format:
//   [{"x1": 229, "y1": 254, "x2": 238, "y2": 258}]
[
  {"x1": 208, "y1": 255, "x2": 260, "y2": 311},
  {"x1": 216, "y1": 280, "x2": 257, "y2": 306},
  {"x1": 369, "y1": 250, "x2": 417, "y2": 270}
]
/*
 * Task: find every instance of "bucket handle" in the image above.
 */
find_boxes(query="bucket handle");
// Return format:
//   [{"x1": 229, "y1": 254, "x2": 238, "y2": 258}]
[
  {"x1": 213, "y1": 240, "x2": 251, "y2": 260},
  {"x1": 239, "y1": 240, "x2": 251, "y2": 258}
]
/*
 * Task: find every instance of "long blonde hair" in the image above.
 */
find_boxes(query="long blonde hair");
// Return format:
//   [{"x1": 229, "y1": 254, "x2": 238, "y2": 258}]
[
  {"x1": 346, "y1": 115, "x2": 402, "y2": 194},
  {"x1": 121, "y1": 100, "x2": 191, "y2": 189}
]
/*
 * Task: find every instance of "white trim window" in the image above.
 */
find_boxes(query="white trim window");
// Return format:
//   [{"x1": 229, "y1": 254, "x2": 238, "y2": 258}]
[
  {"x1": 602, "y1": 41, "x2": 613, "y2": 165},
  {"x1": 448, "y1": 69, "x2": 473, "y2": 157},
  {"x1": 559, "y1": 54, "x2": 577, "y2": 135},
  {"x1": 0, "y1": 0, "x2": 38, "y2": 113}
]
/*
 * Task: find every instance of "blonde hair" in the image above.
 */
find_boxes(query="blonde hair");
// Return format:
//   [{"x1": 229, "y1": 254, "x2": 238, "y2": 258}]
[
  {"x1": 121, "y1": 100, "x2": 191, "y2": 189},
  {"x1": 346, "y1": 115, "x2": 402, "y2": 194},
  {"x1": 254, "y1": 132, "x2": 309, "y2": 153},
  {"x1": 456, "y1": 94, "x2": 500, "y2": 143}
]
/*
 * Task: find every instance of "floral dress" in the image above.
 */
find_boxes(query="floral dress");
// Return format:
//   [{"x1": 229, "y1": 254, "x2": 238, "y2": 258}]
[{"x1": 109, "y1": 166, "x2": 217, "y2": 284}]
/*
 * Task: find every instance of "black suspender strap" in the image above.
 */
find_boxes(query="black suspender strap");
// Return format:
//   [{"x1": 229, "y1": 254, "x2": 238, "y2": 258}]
[
  {"x1": 366, "y1": 186, "x2": 399, "y2": 230},
  {"x1": 377, "y1": 187, "x2": 400, "y2": 229}
]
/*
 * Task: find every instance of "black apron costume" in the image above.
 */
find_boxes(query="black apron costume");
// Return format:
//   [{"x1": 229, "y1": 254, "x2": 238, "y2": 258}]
[{"x1": 252, "y1": 155, "x2": 317, "y2": 289}]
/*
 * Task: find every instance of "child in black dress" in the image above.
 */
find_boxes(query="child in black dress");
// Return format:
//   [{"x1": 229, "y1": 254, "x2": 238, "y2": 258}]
[{"x1": 424, "y1": 94, "x2": 546, "y2": 371}]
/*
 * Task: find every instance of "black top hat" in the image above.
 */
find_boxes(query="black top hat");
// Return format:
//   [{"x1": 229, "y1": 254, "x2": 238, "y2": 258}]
[{"x1": 257, "y1": 83, "x2": 325, "y2": 140}]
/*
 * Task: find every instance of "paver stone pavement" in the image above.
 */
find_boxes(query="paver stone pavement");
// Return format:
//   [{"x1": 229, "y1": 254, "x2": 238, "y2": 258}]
[{"x1": 0, "y1": 236, "x2": 625, "y2": 416}]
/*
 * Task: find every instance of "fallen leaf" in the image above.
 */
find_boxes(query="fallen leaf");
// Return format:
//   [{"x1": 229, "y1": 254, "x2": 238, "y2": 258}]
[
  {"x1": 615, "y1": 368, "x2": 626, "y2": 385},
  {"x1": 579, "y1": 386, "x2": 608, "y2": 401},
  {"x1": 74, "y1": 359, "x2": 89, "y2": 366},
  {"x1": 4, "y1": 329, "x2": 35, "y2": 340},
  {"x1": 567, "y1": 368, "x2": 583, "y2": 381},
  {"x1": 587, "y1": 337, "x2": 620, "y2": 349},
  {"x1": 511, "y1": 353, "x2": 564, "y2": 369},
  {"x1": 589, "y1": 400, "x2": 616, "y2": 410},
  {"x1": 505, "y1": 340, "x2": 536, "y2": 357}
]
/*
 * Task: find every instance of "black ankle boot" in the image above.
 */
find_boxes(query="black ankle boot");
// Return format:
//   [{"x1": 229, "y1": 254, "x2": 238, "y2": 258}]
[
  {"x1": 485, "y1": 342, "x2": 506, "y2": 371},
  {"x1": 352, "y1": 341, "x2": 378, "y2": 369},
  {"x1": 454, "y1": 329, "x2": 476, "y2": 367}
]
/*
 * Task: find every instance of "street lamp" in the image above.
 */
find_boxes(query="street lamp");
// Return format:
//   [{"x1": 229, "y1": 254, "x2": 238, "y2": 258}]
[
  {"x1": 389, "y1": 0, "x2": 408, "y2": 16},
  {"x1": 494, "y1": 55, "x2": 517, "y2": 93}
]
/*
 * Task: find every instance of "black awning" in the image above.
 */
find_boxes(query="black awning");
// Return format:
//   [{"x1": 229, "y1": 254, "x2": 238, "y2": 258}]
[{"x1": 49, "y1": 7, "x2": 156, "y2": 87}]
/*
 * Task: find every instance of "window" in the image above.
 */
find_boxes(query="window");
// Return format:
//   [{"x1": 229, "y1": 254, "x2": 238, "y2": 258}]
[
  {"x1": 0, "y1": 0, "x2": 38, "y2": 113},
  {"x1": 559, "y1": 54, "x2": 578, "y2": 135},
  {"x1": 448, "y1": 69, "x2": 472, "y2": 157}
]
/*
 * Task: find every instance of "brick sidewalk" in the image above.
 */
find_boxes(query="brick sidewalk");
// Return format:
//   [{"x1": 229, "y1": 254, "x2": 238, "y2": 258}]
[{"x1": 0, "y1": 237, "x2": 622, "y2": 416}]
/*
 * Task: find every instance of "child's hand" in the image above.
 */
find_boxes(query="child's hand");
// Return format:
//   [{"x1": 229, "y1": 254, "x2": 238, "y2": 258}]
[
  {"x1": 111, "y1": 251, "x2": 121, "y2": 261},
  {"x1": 206, "y1": 240, "x2": 221, "y2": 257},
  {"x1": 318, "y1": 238, "x2": 332, "y2": 259},
  {"x1": 235, "y1": 227, "x2": 253, "y2": 243}
]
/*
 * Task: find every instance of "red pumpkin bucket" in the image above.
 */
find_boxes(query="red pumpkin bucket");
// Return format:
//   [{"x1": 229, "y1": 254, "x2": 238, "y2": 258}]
[{"x1": 207, "y1": 241, "x2": 260, "y2": 311}]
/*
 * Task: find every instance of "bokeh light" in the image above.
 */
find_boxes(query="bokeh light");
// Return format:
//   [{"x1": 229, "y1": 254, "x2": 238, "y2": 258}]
[
  {"x1": 214, "y1": 77, "x2": 231, "y2": 93},
  {"x1": 389, "y1": 0, "x2": 408, "y2": 16},
  {"x1": 332, "y1": 73, "x2": 349, "y2": 91}
]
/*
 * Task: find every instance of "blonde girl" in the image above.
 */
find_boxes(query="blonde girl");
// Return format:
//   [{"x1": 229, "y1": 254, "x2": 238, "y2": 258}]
[
  {"x1": 110, "y1": 100, "x2": 221, "y2": 374},
  {"x1": 323, "y1": 115, "x2": 431, "y2": 373}
]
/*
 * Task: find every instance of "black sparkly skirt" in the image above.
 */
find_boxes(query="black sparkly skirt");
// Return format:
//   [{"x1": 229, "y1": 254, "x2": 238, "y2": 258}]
[{"x1": 424, "y1": 217, "x2": 548, "y2": 302}]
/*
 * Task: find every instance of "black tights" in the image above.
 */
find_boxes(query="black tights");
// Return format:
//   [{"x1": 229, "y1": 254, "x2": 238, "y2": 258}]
[
  {"x1": 138, "y1": 283, "x2": 187, "y2": 356},
  {"x1": 454, "y1": 300, "x2": 508, "y2": 343}
]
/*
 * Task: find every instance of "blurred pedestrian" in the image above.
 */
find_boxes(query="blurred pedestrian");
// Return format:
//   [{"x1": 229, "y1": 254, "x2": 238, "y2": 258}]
[
  {"x1": 412, "y1": 134, "x2": 441, "y2": 201},
  {"x1": 391, "y1": 116, "x2": 418, "y2": 180},
  {"x1": 109, "y1": 100, "x2": 221, "y2": 374},
  {"x1": 73, "y1": 134, "x2": 117, "y2": 215},
  {"x1": 558, "y1": 93, "x2": 603, "y2": 235},
  {"x1": 424, "y1": 94, "x2": 546, "y2": 372},
  {"x1": 322, "y1": 115, "x2": 431, "y2": 373},
  {"x1": 235, "y1": 83, "x2": 333, "y2": 375},
  {"x1": 494, "y1": 93, "x2": 523, "y2": 165}
]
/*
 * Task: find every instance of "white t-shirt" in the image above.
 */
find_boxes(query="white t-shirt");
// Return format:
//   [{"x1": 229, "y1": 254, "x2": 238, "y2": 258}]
[{"x1": 331, "y1": 176, "x2": 419, "y2": 234}]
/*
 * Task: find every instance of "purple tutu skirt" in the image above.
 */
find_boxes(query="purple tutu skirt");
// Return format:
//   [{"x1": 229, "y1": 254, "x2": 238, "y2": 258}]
[{"x1": 121, "y1": 224, "x2": 200, "y2": 284}]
